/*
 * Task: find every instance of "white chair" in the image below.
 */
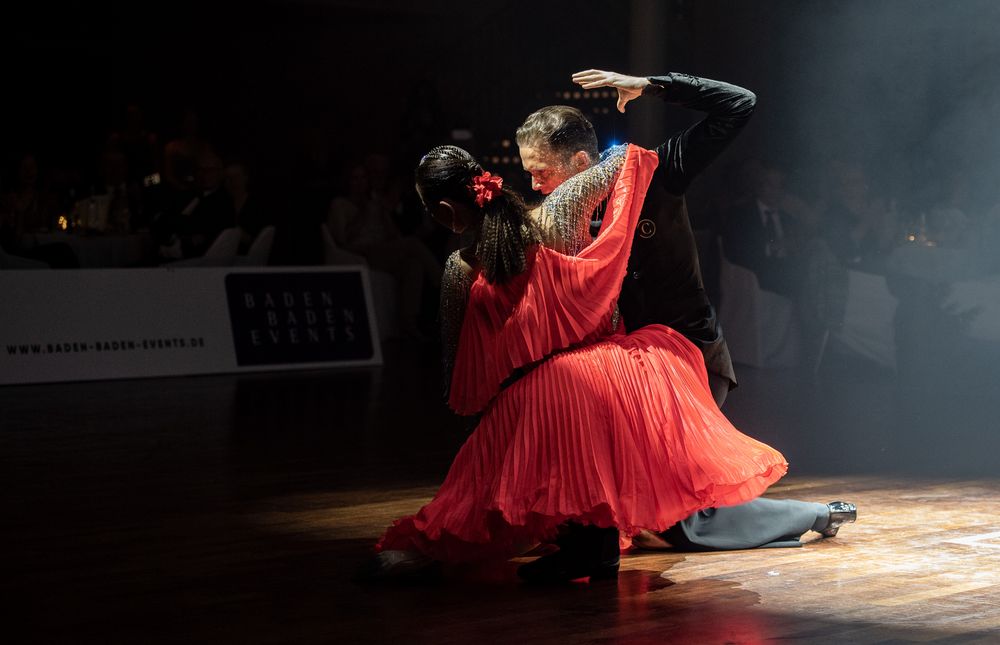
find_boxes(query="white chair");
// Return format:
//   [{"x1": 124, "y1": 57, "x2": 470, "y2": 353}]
[
  {"x1": 321, "y1": 223, "x2": 366, "y2": 266},
  {"x1": 320, "y1": 224, "x2": 399, "y2": 340},
  {"x1": 0, "y1": 245, "x2": 49, "y2": 270},
  {"x1": 717, "y1": 239, "x2": 800, "y2": 368},
  {"x1": 945, "y1": 276, "x2": 1000, "y2": 343},
  {"x1": 825, "y1": 269, "x2": 898, "y2": 371},
  {"x1": 234, "y1": 226, "x2": 275, "y2": 266},
  {"x1": 165, "y1": 227, "x2": 242, "y2": 268}
]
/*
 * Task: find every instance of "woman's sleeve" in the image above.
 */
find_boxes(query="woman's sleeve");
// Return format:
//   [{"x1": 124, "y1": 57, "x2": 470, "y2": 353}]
[
  {"x1": 439, "y1": 250, "x2": 475, "y2": 396},
  {"x1": 538, "y1": 144, "x2": 627, "y2": 256}
]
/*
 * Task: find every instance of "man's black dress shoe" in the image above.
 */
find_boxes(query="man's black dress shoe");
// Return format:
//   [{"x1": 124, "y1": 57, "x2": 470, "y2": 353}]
[
  {"x1": 517, "y1": 524, "x2": 620, "y2": 583},
  {"x1": 516, "y1": 549, "x2": 620, "y2": 583},
  {"x1": 818, "y1": 501, "x2": 857, "y2": 537}
]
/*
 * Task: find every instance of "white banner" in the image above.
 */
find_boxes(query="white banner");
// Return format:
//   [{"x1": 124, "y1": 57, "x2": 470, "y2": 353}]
[{"x1": 0, "y1": 266, "x2": 382, "y2": 385}]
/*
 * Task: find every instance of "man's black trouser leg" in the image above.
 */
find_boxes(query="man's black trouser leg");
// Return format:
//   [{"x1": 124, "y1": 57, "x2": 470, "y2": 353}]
[
  {"x1": 663, "y1": 498, "x2": 829, "y2": 551},
  {"x1": 669, "y1": 372, "x2": 828, "y2": 550}
]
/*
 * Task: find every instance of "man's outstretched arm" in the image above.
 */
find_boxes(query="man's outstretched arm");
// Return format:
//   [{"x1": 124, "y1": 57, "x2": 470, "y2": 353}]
[{"x1": 573, "y1": 69, "x2": 756, "y2": 195}]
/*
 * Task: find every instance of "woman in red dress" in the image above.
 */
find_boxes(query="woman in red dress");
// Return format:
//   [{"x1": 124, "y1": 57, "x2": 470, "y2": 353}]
[{"x1": 372, "y1": 143, "x2": 787, "y2": 582}]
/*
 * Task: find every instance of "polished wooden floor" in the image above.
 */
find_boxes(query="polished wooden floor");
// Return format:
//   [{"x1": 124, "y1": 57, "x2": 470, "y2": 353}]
[{"x1": 3, "y1": 343, "x2": 999, "y2": 644}]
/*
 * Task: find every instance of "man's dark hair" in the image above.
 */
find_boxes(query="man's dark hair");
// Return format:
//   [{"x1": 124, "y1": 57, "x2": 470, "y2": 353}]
[{"x1": 516, "y1": 105, "x2": 599, "y2": 162}]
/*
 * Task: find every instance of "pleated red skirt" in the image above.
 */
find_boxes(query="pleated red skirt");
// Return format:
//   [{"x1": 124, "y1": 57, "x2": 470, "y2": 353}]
[
  {"x1": 377, "y1": 324, "x2": 787, "y2": 562},
  {"x1": 377, "y1": 145, "x2": 787, "y2": 563}
]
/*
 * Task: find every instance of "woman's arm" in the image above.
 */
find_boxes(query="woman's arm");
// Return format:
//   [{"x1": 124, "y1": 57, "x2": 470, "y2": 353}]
[
  {"x1": 439, "y1": 249, "x2": 476, "y2": 394},
  {"x1": 538, "y1": 144, "x2": 627, "y2": 256}
]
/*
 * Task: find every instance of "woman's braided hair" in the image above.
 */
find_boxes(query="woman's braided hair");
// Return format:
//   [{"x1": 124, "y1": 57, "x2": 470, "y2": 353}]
[{"x1": 416, "y1": 145, "x2": 539, "y2": 284}]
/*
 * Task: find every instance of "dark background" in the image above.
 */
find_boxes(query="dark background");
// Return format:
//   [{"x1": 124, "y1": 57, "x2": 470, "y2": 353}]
[
  {"x1": 4, "y1": 0, "x2": 1000, "y2": 211},
  {"x1": 3, "y1": 0, "x2": 999, "y2": 473}
]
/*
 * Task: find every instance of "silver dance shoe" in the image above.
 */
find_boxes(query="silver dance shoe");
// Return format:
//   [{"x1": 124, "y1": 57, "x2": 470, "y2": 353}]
[{"x1": 819, "y1": 501, "x2": 857, "y2": 538}]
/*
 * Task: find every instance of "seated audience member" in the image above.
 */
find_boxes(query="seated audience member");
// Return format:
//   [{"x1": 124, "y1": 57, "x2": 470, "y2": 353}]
[
  {"x1": 0, "y1": 153, "x2": 78, "y2": 268},
  {"x1": 925, "y1": 170, "x2": 974, "y2": 249},
  {"x1": 95, "y1": 147, "x2": 144, "y2": 232},
  {"x1": 162, "y1": 107, "x2": 208, "y2": 193},
  {"x1": 819, "y1": 160, "x2": 896, "y2": 271},
  {"x1": 1, "y1": 153, "x2": 57, "y2": 241},
  {"x1": 721, "y1": 159, "x2": 814, "y2": 298},
  {"x1": 154, "y1": 150, "x2": 235, "y2": 259},
  {"x1": 327, "y1": 161, "x2": 441, "y2": 339},
  {"x1": 224, "y1": 160, "x2": 267, "y2": 253},
  {"x1": 364, "y1": 153, "x2": 402, "y2": 222},
  {"x1": 109, "y1": 103, "x2": 160, "y2": 186}
]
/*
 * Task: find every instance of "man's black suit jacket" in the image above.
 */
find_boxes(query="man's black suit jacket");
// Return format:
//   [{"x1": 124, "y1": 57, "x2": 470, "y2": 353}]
[{"x1": 615, "y1": 73, "x2": 756, "y2": 389}]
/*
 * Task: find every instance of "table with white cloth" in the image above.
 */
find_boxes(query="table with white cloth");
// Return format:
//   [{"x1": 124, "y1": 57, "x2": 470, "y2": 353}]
[
  {"x1": 886, "y1": 244, "x2": 997, "y2": 341},
  {"x1": 836, "y1": 268, "x2": 898, "y2": 371},
  {"x1": 30, "y1": 232, "x2": 156, "y2": 268},
  {"x1": 944, "y1": 277, "x2": 1000, "y2": 343},
  {"x1": 884, "y1": 242, "x2": 999, "y2": 379},
  {"x1": 820, "y1": 244, "x2": 997, "y2": 373},
  {"x1": 886, "y1": 243, "x2": 989, "y2": 284}
]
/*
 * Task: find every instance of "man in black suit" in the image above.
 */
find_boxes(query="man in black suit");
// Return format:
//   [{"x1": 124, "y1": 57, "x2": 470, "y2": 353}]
[
  {"x1": 153, "y1": 149, "x2": 235, "y2": 259},
  {"x1": 515, "y1": 70, "x2": 854, "y2": 576},
  {"x1": 519, "y1": 70, "x2": 749, "y2": 404},
  {"x1": 720, "y1": 158, "x2": 805, "y2": 299}
]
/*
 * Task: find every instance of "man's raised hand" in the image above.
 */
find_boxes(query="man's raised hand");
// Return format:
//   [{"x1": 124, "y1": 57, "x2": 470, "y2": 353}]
[{"x1": 571, "y1": 70, "x2": 650, "y2": 113}]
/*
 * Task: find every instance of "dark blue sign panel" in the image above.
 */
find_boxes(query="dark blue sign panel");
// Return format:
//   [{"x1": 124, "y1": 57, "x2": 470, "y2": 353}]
[{"x1": 225, "y1": 271, "x2": 375, "y2": 366}]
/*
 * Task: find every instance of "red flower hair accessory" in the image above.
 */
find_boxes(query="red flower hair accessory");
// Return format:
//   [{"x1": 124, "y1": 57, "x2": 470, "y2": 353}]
[{"x1": 469, "y1": 171, "x2": 504, "y2": 207}]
